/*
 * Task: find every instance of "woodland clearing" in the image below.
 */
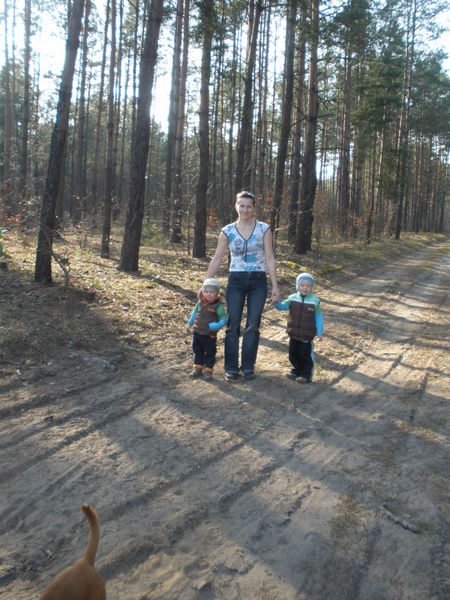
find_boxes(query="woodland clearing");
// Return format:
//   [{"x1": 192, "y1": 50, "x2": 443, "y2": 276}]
[{"x1": 0, "y1": 228, "x2": 449, "y2": 600}]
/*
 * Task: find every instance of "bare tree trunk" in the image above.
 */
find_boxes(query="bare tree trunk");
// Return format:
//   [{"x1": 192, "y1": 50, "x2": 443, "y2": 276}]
[
  {"x1": 117, "y1": 49, "x2": 131, "y2": 212},
  {"x1": 2, "y1": 0, "x2": 14, "y2": 215},
  {"x1": 256, "y1": 4, "x2": 271, "y2": 200},
  {"x1": 394, "y1": 0, "x2": 416, "y2": 240},
  {"x1": 90, "y1": 0, "x2": 109, "y2": 227},
  {"x1": 270, "y1": 0, "x2": 296, "y2": 233},
  {"x1": 288, "y1": 0, "x2": 307, "y2": 244},
  {"x1": 366, "y1": 131, "x2": 378, "y2": 243},
  {"x1": 34, "y1": 0, "x2": 85, "y2": 283},
  {"x1": 19, "y1": 0, "x2": 32, "y2": 207},
  {"x1": 234, "y1": 0, "x2": 262, "y2": 193},
  {"x1": 163, "y1": 0, "x2": 183, "y2": 235},
  {"x1": 171, "y1": 0, "x2": 190, "y2": 243},
  {"x1": 112, "y1": 0, "x2": 124, "y2": 222},
  {"x1": 295, "y1": 0, "x2": 319, "y2": 254},
  {"x1": 101, "y1": 0, "x2": 116, "y2": 257},
  {"x1": 338, "y1": 40, "x2": 352, "y2": 237},
  {"x1": 72, "y1": 0, "x2": 91, "y2": 225},
  {"x1": 225, "y1": 7, "x2": 239, "y2": 223},
  {"x1": 119, "y1": 0, "x2": 164, "y2": 273},
  {"x1": 192, "y1": 0, "x2": 214, "y2": 258}
]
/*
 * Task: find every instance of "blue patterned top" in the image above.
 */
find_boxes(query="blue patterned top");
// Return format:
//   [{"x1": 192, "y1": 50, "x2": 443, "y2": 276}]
[{"x1": 221, "y1": 221, "x2": 270, "y2": 272}]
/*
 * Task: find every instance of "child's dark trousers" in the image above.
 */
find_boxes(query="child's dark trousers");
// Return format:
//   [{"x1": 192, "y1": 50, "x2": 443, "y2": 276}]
[
  {"x1": 192, "y1": 332, "x2": 217, "y2": 368},
  {"x1": 289, "y1": 338, "x2": 313, "y2": 381}
]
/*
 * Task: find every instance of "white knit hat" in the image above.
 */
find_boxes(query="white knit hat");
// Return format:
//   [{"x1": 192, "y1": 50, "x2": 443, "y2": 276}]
[
  {"x1": 202, "y1": 277, "x2": 220, "y2": 292},
  {"x1": 296, "y1": 272, "x2": 314, "y2": 291}
]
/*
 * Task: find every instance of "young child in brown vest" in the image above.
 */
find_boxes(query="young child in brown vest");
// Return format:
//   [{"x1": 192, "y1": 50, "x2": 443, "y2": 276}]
[
  {"x1": 186, "y1": 278, "x2": 226, "y2": 380},
  {"x1": 273, "y1": 272, "x2": 323, "y2": 383}
]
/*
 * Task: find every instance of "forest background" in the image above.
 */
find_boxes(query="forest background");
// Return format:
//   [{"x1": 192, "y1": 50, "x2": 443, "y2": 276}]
[{"x1": 0, "y1": 0, "x2": 449, "y2": 282}]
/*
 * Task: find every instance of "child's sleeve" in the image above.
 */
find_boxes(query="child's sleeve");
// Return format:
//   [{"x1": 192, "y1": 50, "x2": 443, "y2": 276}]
[
  {"x1": 315, "y1": 300, "x2": 323, "y2": 337},
  {"x1": 209, "y1": 303, "x2": 227, "y2": 331},
  {"x1": 273, "y1": 298, "x2": 290, "y2": 311},
  {"x1": 187, "y1": 301, "x2": 200, "y2": 327}
]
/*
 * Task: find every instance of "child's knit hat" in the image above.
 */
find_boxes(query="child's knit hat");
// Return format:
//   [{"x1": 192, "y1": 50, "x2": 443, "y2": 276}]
[
  {"x1": 202, "y1": 277, "x2": 221, "y2": 292},
  {"x1": 296, "y1": 272, "x2": 314, "y2": 291}
]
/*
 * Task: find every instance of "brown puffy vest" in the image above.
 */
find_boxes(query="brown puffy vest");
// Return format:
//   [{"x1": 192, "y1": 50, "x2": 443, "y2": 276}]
[
  {"x1": 286, "y1": 298, "x2": 316, "y2": 341},
  {"x1": 193, "y1": 298, "x2": 221, "y2": 336}
]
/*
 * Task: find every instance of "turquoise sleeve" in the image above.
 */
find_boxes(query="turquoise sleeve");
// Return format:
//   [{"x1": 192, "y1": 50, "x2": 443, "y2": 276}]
[
  {"x1": 188, "y1": 303, "x2": 199, "y2": 327},
  {"x1": 209, "y1": 304, "x2": 227, "y2": 331},
  {"x1": 315, "y1": 311, "x2": 323, "y2": 336},
  {"x1": 273, "y1": 299, "x2": 289, "y2": 311},
  {"x1": 209, "y1": 317, "x2": 226, "y2": 331}
]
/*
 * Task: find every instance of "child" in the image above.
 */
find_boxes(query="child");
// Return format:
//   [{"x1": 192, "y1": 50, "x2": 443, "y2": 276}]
[
  {"x1": 273, "y1": 272, "x2": 323, "y2": 383},
  {"x1": 186, "y1": 278, "x2": 226, "y2": 380}
]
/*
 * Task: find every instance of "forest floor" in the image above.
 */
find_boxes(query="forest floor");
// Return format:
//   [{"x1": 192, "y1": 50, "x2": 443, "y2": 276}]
[{"x1": 0, "y1": 226, "x2": 449, "y2": 600}]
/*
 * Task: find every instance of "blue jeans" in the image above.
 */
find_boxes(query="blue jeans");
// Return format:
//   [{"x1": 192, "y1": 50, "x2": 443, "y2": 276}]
[{"x1": 225, "y1": 271, "x2": 268, "y2": 374}]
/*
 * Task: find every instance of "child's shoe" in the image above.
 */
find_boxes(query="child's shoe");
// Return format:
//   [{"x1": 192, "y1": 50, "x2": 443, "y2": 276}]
[
  {"x1": 189, "y1": 366, "x2": 203, "y2": 378},
  {"x1": 203, "y1": 368, "x2": 213, "y2": 381}
]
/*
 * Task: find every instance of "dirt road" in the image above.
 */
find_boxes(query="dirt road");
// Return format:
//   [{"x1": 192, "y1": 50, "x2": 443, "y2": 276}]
[{"x1": 1, "y1": 242, "x2": 449, "y2": 599}]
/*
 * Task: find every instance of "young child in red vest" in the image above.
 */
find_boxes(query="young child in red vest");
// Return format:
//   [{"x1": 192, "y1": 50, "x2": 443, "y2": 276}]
[
  {"x1": 186, "y1": 278, "x2": 226, "y2": 380},
  {"x1": 273, "y1": 272, "x2": 323, "y2": 383}
]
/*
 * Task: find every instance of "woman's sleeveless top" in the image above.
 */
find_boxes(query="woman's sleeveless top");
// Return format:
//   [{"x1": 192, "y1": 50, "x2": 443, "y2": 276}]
[{"x1": 221, "y1": 221, "x2": 269, "y2": 272}]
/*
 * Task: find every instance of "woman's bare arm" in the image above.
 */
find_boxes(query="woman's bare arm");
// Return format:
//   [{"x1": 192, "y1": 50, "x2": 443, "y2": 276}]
[
  {"x1": 264, "y1": 228, "x2": 280, "y2": 302},
  {"x1": 206, "y1": 232, "x2": 229, "y2": 278}
]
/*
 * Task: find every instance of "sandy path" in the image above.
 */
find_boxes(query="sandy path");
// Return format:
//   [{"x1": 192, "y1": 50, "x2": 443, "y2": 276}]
[{"x1": 0, "y1": 242, "x2": 449, "y2": 599}]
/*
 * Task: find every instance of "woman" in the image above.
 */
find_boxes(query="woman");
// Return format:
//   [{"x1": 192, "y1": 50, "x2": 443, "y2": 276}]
[{"x1": 206, "y1": 191, "x2": 280, "y2": 381}]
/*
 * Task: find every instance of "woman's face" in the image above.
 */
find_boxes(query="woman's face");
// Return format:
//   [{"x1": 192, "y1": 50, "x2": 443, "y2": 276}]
[{"x1": 236, "y1": 197, "x2": 255, "y2": 219}]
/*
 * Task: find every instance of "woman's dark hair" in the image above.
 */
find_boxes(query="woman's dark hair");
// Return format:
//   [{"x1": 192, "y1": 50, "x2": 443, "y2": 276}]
[{"x1": 236, "y1": 190, "x2": 256, "y2": 205}]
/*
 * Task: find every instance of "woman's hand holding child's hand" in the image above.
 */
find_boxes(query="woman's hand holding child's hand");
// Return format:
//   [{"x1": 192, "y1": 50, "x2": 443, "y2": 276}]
[{"x1": 271, "y1": 288, "x2": 280, "y2": 303}]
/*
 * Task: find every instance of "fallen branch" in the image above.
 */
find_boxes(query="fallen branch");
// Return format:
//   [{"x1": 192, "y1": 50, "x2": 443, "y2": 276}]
[{"x1": 382, "y1": 505, "x2": 420, "y2": 534}]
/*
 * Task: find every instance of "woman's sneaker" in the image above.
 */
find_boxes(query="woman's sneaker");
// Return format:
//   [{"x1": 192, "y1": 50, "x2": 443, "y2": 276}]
[{"x1": 225, "y1": 372, "x2": 239, "y2": 382}]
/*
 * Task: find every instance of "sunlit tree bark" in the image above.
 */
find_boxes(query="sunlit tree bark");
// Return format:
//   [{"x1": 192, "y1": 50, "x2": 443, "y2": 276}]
[
  {"x1": 35, "y1": 0, "x2": 85, "y2": 283},
  {"x1": 119, "y1": 0, "x2": 164, "y2": 273},
  {"x1": 295, "y1": 0, "x2": 319, "y2": 254}
]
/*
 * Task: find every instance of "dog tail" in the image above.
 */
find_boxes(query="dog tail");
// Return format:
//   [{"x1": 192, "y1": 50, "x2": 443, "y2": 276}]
[{"x1": 81, "y1": 504, "x2": 101, "y2": 566}]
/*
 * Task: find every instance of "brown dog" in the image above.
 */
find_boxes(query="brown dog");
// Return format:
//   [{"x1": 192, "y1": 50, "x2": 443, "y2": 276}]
[{"x1": 39, "y1": 504, "x2": 106, "y2": 600}]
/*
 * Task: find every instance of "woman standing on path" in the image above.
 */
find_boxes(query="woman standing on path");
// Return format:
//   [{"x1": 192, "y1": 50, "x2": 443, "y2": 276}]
[{"x1": 206, "y1": 191, "x2": 280, "y2": 381}]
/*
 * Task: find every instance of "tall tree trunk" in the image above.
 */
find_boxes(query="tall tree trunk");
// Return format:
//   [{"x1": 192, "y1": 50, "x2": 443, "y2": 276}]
[
  {"x1": 19, "y1": 0, "x2": 32, "y2": 206},
  {"x1": 112, "y1": 0, "x2": 124, "y2": 222},
  {"x1": 234, "y1": 0, "x2": 262, "y2": 193},
  {"x1": 295, "y1": 0, "x2": 319, "y2": 254},
  {"x1": 72, "y1": 0, "x2": 91, "y2": 225},
  {"x1": 256, "y1": 4, "x2": 271, "y2": 200},
  {"x1": 269, "y1": 0, "x2": 296, "y2": 233},
  {"x1": 90, "y1": 0, "x2": 109, "y2": 227},
  {"x1": 394, "y1": 0, "x2": 416, "y2": 240},
  {"x1": 366, "y1": 131, "x2": 378, "y2": 243},
  {"x1": 288, "y1": 0, "x2": 307, "y2": 244},
  {"x1": 2, "y1": 0, "x2": 14, "y2": 215},
  {"x1": 101, "y1": 0, "x2": 116, "y2": 257},
  {"x1": 119, "y1": 0, "x2": 164, "y2": 273},
  {"x1": 163, "y1": 0, "x2": 183, "y2": 235},
  {"x1": 192, "y1": 0, "x2": 214, "y2": 258},
  {"x1": 338, "y1": 39, "x2": 352, "y2": 237},
  {"x1": 171, "y1": 0, "x2": 190, "y2": 243},
  {"x1": 225, "y1": 6, "x2": 239, "y2": 222},
  {"x1": 117, "y1": 49, "x2": 131, "y2": 211},
  {"x1": 34, "y1": 0, "x2": 85, "y2": 283}
]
